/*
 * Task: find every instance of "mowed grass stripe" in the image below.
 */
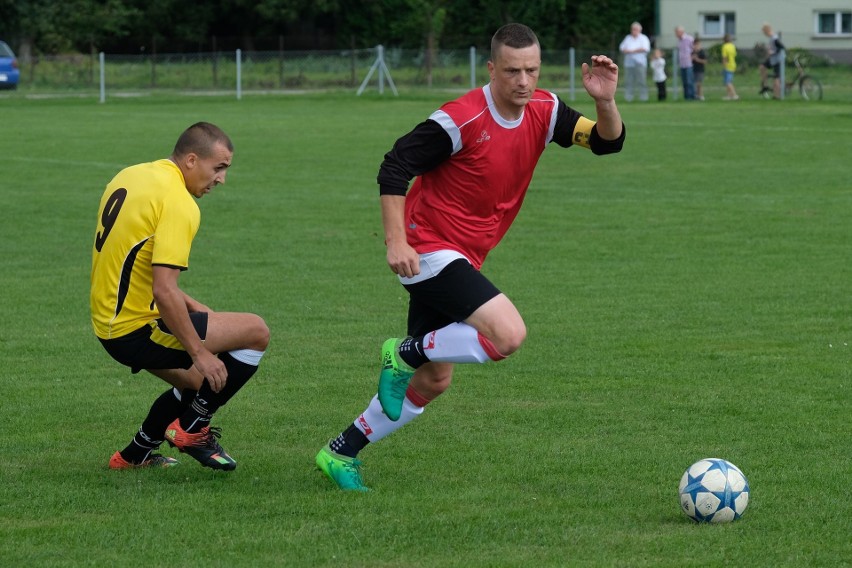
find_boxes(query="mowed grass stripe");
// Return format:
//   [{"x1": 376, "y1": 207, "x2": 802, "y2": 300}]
[{"x1": 0, "y1": 93, "x2": 849, "y2": 567}]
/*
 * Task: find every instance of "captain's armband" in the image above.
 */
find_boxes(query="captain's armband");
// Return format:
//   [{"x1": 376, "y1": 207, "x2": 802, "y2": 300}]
[{"x1": 572, "y1": 117, "x2": 595, "y2": 149}]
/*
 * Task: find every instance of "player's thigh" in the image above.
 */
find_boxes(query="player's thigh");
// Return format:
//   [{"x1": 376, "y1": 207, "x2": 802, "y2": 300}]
[
  {"x1": 403, "y1": 258, "x2": 502, "y2": 336},
  {"x1": 203, "y1": 311, "x2": 270, "y2": 353}
]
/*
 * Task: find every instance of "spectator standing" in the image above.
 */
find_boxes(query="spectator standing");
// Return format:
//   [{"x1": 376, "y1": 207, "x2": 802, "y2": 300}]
[
  {"x1": 674, "y1": 26, "x2": 695, "y2": 100},
  {"x1": 650, "y1": 48, "x2": 667, "y2": 101},
  {"x1": 692, "y1": 38, "x2": 707, "y2": 100},
  {"x1": 619, "y1": 22, "x2": 651, "y2": 102},
  {"x1": 721, "y1": 34, "x2": 739, "y2": 100},
  {"x1": 759, "y1": 24, "x2": 785, "y2": 98}
]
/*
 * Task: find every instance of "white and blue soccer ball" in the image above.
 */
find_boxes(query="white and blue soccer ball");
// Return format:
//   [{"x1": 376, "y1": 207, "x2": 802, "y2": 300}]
[{"x1": 679, "y1": 458, "x2": 750, "y2": 523}]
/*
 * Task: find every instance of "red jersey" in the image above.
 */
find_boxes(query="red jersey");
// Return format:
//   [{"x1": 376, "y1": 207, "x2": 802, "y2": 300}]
[
  {"x1": 377, "y1": 84, "x2": 623, "y2": 269},
  {"x1": 405, "y1": 85, "x2": 558, "y2": 268}
]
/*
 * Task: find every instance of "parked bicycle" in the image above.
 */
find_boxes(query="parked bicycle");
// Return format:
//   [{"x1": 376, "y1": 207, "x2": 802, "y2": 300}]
[{"x1": 761, "y1": 54, "x2": 823, "y2": 101}]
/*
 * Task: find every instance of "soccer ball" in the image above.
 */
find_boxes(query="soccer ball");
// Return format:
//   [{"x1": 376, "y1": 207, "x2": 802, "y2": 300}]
[{"x1": 678, "y1": 458, "x2": 750, "y2": 523}]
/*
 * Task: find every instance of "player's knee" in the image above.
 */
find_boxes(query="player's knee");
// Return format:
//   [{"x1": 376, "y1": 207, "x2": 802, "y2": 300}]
[
  {"x1": 494, "y1": 321, "x2": 527, "y2": 357},
  {"x1": 432, "y1": 369, "x2": 453, "y2": 393},
  {"x1": 248, "y1": 314, "x2": 270, "y2": 350},
  {"x1": 428, "y1": 376, "x2": 452, "y2": 397},
  {"x1": 414, "y1": 364, "x2": 453, "y2": 397}
]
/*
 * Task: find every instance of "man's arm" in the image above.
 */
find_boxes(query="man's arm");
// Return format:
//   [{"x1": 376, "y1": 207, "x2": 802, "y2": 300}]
[
  {"x1": 380, "y1": 194, "x2": 419, "y2": 278},
  {"x1": 377, "y1": 119, "x2": 452, "y2": 195},
  {"x1": 582, "y1": 55, "x2": 623, "y2": 141},
  {"x1": 376, "y1": 119, "x2": 453, "y2": 278},
  {"x1": 152, "y1": 265, "x2": 227, "y2": 391},
  {"x1": 181, "y1": 290, "x2": 212, "y2": 313},
  {"x1": 552, "y1": 56, "x2": 625, "y2": 154}
]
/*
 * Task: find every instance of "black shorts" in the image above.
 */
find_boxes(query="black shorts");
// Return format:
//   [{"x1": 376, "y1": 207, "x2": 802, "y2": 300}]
[
  {"x1": 402, "y1": 258, "x2": 501, "y2": 337},
  {"x1": 99, "y1": 312, "x2": 209, "y2": 374},
  {"x1": 763, "y1": 59, "x2": 781, "y2": 76}
]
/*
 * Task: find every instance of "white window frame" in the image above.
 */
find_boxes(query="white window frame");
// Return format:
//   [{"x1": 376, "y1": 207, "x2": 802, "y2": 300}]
[
  {"x1": 814, "y1": 10, "x2": 852, "y2": 37},
  {"x1": 699, "y1": 12, "x2": 736, "y2": 39}
]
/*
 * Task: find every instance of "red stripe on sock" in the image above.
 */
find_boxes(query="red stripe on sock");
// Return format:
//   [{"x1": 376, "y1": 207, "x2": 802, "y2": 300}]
[
  {"x1": 357, "y1": 414, "x2": 373, "y2": 436},
  {"x1": 405, "y1": 385, "x2": 431, "y2": 407},
  {"x1": 477, "y1": 332, "x2": 507, "y2": 361}
]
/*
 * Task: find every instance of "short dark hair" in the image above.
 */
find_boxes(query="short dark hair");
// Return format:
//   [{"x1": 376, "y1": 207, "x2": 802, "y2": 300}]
[
  {"x1": 172, "y1": 122, "x2": 233, "y2": 159},
  {"x1": 490, "y1": 23, "x2": 539, "y2": 62}
]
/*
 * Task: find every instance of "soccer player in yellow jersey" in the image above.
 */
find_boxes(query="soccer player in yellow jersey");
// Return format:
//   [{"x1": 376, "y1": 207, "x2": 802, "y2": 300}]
[{"x1": 91, "y1": 122, "x2": 270, "y2": 471}]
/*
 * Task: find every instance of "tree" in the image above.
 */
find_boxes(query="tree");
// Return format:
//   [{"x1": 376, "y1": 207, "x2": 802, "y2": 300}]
[
  {"x1": 0, "y1": 0, "x2": 654, "y2": 55},
  {"x1": 64, "y1": 0, "x2": 140, "y2": 53},
  {"x1": 1, "y1": 0, "x2": 71, "y2": 58}
]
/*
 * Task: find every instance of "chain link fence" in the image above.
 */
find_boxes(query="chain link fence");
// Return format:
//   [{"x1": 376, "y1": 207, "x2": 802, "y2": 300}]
[
  {"x1": 15, "y1": 44, "x2": 847, "y2": 101},
  {"x1": 14, "y1": 46, "x2": 609, "y2": 98}
]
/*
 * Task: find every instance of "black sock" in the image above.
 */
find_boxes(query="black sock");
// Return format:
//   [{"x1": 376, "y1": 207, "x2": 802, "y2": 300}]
[
  {"x1": 119, "y1": 431, "x2": 159, "y2": 464},
  {"x1": 329, "y1": 424, "x2": 370, "y2": 458},
  {"x1": 179, "y1": 381, "x2": 215, "y2": 433},
  {"x1": 120, "y1": 388, "x2": 186, "y2": 463},
  {"x1": 398, "y1": 336, "x2": 429, "y2": 369},
  {"x1": 178, "y1": 352, "x2": 259, "y2": 433},
  {"x1": 214, "y1": 352, "x2": 259, "y2": 406}
]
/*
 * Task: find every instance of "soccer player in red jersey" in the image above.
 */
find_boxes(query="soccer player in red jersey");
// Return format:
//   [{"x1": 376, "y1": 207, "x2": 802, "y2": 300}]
[{"x1": 317, "y1": 23, "x2": 625, "y2": 490}]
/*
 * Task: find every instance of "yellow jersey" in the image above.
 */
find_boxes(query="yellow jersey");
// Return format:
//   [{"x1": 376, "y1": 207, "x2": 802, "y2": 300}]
[
  {"x1": 90, "y1": 159, "x2": 200, "y2": 339},
  {"x1": 722, "y1": 42, "x2": 737, "y2": 72}
]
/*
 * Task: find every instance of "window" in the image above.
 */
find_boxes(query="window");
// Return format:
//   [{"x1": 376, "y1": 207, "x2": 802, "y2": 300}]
[
  {"x1": 700, "y1": 12, "x2": 736, "y2": 39},
  {"x1": 815, "y1": 10, "x2": 852, "y2": 36}
]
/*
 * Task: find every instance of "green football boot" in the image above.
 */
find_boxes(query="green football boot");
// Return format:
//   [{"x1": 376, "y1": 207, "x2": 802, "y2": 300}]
[
  {"x1": 377, "y1": 338, "x2": 415, "y2": 421},
  {"x1": 315, "y1": 445, "x2": 369, "y2": 492}
]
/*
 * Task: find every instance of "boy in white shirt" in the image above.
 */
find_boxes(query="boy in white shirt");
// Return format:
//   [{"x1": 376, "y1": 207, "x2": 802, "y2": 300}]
[{"x1": 650, "y1": 49, "x2": 667, "y2": 101}]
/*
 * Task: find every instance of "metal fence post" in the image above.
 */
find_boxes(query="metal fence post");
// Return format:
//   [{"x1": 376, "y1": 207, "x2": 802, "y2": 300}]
[
  {"x1": 357, "y1": 45, "x2": 398, "y2": 96},
  {"x1": 569, "y1": 47, "x2": 576, "y2": 101},
  {"x1": 236, "y1": 49, "x2": 242, "y2": 100},
  {"x1": 671, "y1": 48, "x2": 679, "y2": 101},
  {"x1": 470, "y1": 46, "x2": 476, "y2": 89},
  {"x1": 378, "y1": 45, "x2": 385, "y2": 94},
  {"x1": 99, "y1": 52, "x2": 105, "y2": 103}
]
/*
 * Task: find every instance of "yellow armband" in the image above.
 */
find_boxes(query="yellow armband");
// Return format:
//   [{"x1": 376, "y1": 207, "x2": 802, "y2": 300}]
[{"x1": 572, "y1": 116, "x2": 595, "y2": 149}]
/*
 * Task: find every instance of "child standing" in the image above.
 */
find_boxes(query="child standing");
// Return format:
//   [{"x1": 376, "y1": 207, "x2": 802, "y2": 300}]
[
  {"x1": 650, "y1": 49, "x2": 667, "y2": 101},
  {"x1": 721, "y1": 33, "x2": 739, "y2": 100},
  {"x1": 692, "y1": 39, "x2": 707, "y2": 100}
]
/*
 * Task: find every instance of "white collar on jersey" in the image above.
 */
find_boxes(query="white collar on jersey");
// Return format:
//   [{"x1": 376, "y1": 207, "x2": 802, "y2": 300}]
[{"x1": 483, "y1": 83, "x2": 525, "y2": 128}]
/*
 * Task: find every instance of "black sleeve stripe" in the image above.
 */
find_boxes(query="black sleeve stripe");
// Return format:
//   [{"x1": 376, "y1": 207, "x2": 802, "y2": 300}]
[
  {"x1": 589, "y1": 123, "x2": 626, "y2": 155},
  {"x1": 152, "y1": 263, "x2": 188, "y2": 271},
  {"x1": 377, "y1": 119, "x2": 453, "y2": 195}
]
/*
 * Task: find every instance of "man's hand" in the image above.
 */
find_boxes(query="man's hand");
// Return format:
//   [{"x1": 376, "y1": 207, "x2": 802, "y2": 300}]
[
  {"x1": 381, "y1": 194, "x2": 420, "y2": 279},
  {"x1": 582, "y1": 55, "x2": 619, "y2": 102},
  {"x1": 192, "y1": 348, "x2": 228, "y2": 393},
  {"x1": 386, "y1": 240, "x2": 421, "y2": 279}
]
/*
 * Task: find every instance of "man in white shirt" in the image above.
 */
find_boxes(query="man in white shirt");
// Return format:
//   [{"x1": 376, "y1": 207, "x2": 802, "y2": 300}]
[{"x1": 619, "y1": 22, "x2": 650, "y2": 102}]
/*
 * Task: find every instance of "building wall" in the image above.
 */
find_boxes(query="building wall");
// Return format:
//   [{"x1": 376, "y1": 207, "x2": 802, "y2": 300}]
[{"x1": 657, "y1": 0, "x2": 852, "y2": 63}]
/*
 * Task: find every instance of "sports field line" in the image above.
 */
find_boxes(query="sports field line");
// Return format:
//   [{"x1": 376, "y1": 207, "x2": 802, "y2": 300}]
[
  {"x1": 624, "y1": 119, "x2": 839, "y2": 134},
  {"x1": 6, "y1": 155, "x2": 127, "y2": 171}
]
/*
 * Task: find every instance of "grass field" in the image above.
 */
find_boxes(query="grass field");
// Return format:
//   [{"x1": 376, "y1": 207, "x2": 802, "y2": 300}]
[{"x1": 1, "y1": 90, "x2": 850, "y2": 567}]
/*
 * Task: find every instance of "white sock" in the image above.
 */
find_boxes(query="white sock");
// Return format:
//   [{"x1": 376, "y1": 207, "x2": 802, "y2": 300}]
[
  {"x1": 353, "y1": 395, "x2": 424, "y2": 443},
  {"x1": 228, "y1": 348, "x2": 265, "y2": 366},
  {"x1": 422, "y1": 322, "x2": 501, "y2": 363}
]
